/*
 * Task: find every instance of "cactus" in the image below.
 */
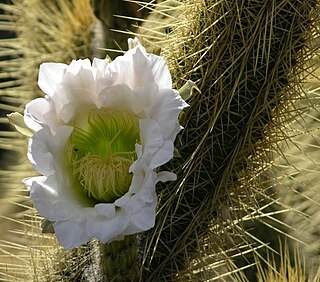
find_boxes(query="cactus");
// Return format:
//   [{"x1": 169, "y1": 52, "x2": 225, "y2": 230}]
[
  {"x1": 0, "y1": 0, "x2": 319, "y2": 281},
  {"x1": 136, "y1": 0, "x2": 320, "y2": 280}
]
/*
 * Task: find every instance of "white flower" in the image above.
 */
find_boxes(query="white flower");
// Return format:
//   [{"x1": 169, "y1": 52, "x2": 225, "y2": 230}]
[{"x1": 22, "y1": 39, "x2": 188, "y2": 249}]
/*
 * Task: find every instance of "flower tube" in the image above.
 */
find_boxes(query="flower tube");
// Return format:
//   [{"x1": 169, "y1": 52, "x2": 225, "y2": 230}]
[{"x1": 22, "y1": 38, "x2": 188, "y2": 249}]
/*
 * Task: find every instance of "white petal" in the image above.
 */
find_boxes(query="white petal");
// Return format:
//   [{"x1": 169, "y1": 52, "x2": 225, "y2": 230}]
[
  {"x1": 24, "y1": 97, "x2": 56, "y2": 132},
  {"x1": 131, "y1": 83, "x2": 158, "y2": 114},
  {"x1": 128, "y1": 37, "x2": 141, "y2": 49},
  {"x1": 28, "y1": 126, "x2": 73, "y2": 176},
  {"x1": 118, "y1": 194, "x2": 147, "y2": 214},
  {"x1": 109, "y1": 47, "x2": 158, "y2": 90},
  {"x1": 100, "y1": 84, "x2": 135, "y2": 111},
  {"x1": 92, "y1": 57, "x2": 110, "y2": 72},
  {"x1": 94, "y1": 203, "x2": 116, "y2": 218},
  {"x1": 28, "y1": 129, "x2": 54, "y2": 176},
  {"x1": 23, "y1": 176, "x2": 46, "y2": 191},
  {"x1": 38, "y1": 63, "x2": 67, "y2": 96},
  {"x1": 57, "y1": 65, "x2": 99, "y2": 122},
  {"x1": 111, "y1": 45, "x2": 172, "y2": 89},
  {"x1": 149, "y1": 140, "x2": 174, "y2": 169},
  {"x1": 54, "y1": 220, "x2": 89, "y2": 250},
  {"x1": 66, "y1": 58, "x2": 91, "y2": 75},
  {"x1": 149, "y1": 54, "x2": 172, "y2": 89},
  {"x1": 127, "y1": 201, "x2": 156, "y2": 233},
  {"x1": 139, "y1": 119, "x2": 163, "y2": 153},
  {"x1": 145, "y1": 88, "x2": 188, "y2": 140},
  {"x1": 86, "y1": 214, "x2": 129, "y2": 243},
  {"x1": 23, "y1": 176, "x2": 71, "y2": 221},
  {"x1": 135, "y1": 143, "x2": 142, "y2": 159},
  {"x1": 157, "y1": 171, "x2": 177, "y2": 183}
]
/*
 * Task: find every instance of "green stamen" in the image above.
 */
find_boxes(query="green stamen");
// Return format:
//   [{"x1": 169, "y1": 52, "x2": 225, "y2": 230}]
[{"x1": 66, "y1": 109, "x2": 140, "y2": 203}]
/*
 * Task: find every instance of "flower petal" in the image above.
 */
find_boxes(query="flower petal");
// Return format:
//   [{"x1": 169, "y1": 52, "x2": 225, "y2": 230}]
[
  {"x1": 149, "y1": 140, "x2": 174, "y2": 169},
  {"x1": 24, "y1": 97, "x2": 56, "y2": 132},
  {"x1": 28, "y1": 126, "x2": 73, "y2": 176},
  {"x1": 108, "y1": 46, "x2": 172, "y2": 90},
  {"x1": 149, "y1": 54, "x2": 172, "y2": 89},
  {"x1": 38, "y1": 63, "x2": 67, "y2": 96},
  {"x1": 86, "y1": 214, "x2": 129, "y2": 243},
  {"x1": 139, "y1": 119, "x2": 163, "y2": 153},
  {"x1": 92, "y1": 57, "x2": 110, "y2": 72},
  {"x1": 94, "y1": 203, "x2": 116, "y2": 218},
  {"x1": 157, "y1": 171, "x2": 177, "y2": 183},
  {"x1": 145, "y1": 88, "x2": 188, "y2": 140},
  {"x1": 109, "y1": 46, "x2": 152, "y2": 90},
  {"x1": 54, "y1": 220, "x2": 89, "y2": 250},
  {"x1": 100, "y1": 84, "x2": 135, "y2": 111},
  {"x1": 23, "y1": 176, "x2": 69, "y2": 221},
  {"x1": 124, "y1": 202, "x2": 156, "y2": 234}
]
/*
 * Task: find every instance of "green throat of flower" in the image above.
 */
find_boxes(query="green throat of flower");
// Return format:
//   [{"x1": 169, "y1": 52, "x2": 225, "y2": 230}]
[{"x1": 66, "y1": 109, "x2": 140, "y2": 203}]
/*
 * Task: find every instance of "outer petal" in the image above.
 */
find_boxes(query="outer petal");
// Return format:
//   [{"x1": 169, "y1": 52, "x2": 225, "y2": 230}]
[
  {"x1": 149, "y1": 54, "x2": 172, "y2": 89},
  {"x1": 144, "y1": 88, "x2": 188, "y2": 140},
  {"x1": 27, "y1": 126, "x2": 73, "y2": 176},
  {"x1": 130, "y1": 119, "x2": 164, "y2": 171},
  {"x1": 24, "y1": 177, "x2": 58, "y2": 221},
  {"x1": 54, "y1": 220, "x2": 89, "y2": 250},
  {"x1": 157, "y1": 171, "x2": 177, "y2": 183},
  {"x1": 108, "y1": 46, "x2": 172, "y2": 90},
  {"x1": 109, "y1": 47, "x2": 152, "y2": 90},
  {"x1": 149, "y1": 140, "x2": 174, "y2": 170},
  {"x1": 125, "y1": 201, "x2": 156, "y2": 234},
  {"x1": 100, "y1": 84, "x2": 135, "y2": 111},
  {"x1": 24, "y1": 97, "x2": 57, "y2": 132},
  {"x1": 67, "y1": 58, "x2": 92, "y2": 75},
  {"x1": 38, "y1": 62, "x2": 67, "y2": 96},
  {"x1": 23, "y1": 176, "x2": 79, "y2": 221},
  {"x1": 94, "y1": 203, "x2": 116, "y2": 218},
  {"x1": 92, "y1": 57, "x2": 109, "y2": 71},
  {"x1": 86, "y1": 213, "x2": 129, "y2": 243}
]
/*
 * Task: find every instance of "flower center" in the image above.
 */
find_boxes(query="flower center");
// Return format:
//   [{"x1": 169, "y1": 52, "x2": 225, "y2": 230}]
[{"x1": 66, "y1": 109, "x2": 140, "y2": 203}]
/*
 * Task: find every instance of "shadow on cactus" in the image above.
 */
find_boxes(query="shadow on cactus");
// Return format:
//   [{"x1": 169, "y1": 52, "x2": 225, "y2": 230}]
[
  {"x1": 0, "y1": 0, "x2": 320, "y2": 281},
  {"x1": 136, "y1": 0, "x2": 320, "y2": 280}
]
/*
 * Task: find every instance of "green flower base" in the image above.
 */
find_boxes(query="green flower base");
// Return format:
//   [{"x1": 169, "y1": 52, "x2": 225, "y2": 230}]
[{"x1": 99, "y1": 235, "x2": 138, "y2": 281}]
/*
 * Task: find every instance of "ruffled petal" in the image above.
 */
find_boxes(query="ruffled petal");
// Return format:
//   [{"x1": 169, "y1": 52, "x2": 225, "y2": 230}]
[
  {"x1": 149, "y1": 140, "x2": 174, "y2": 170},
  {"x1": 131, "y1": 83, "x2": 158, "y2": 114},
  {"x1": 99, "y1": 84, "x2": 135, "y2": 111},
  {"x1": 157, "y1": 171, "x2": 177, "y2": 183},
  {"x1": 54, "y1": 220, "x2": 89, "y2": 250},
  {"x1": 108, "y1": 46, "x2": 172, "y2": 91},
  {"x1": 126, "y1": 201, "x2": 156, "y2": 233},
  {"x1": 145, "y1": 88, "x2": 188, "y2": 140},
  {"x1": 27, "y1": 126, "x2": 73, "y2": 176},
  {"x1": 92, "y1": 57, "x2": 110, "y2": 72},
  {"x1": 149, "y1": 54, "x2": 172, "y2": 89},
  {"x1": 23, "y1": 176, "x2": 73, "y2": 221},
  {"x1": 139, "y1": 119, "x2": 163, "y2": 153},
  {"x1": 24, "y1": 97, "x2": 57, "y2": 132},
  {"x1": 86, "y1": 213, "x2": 129, "y2": 243},
  {"x1": 67, "y1": 58, "x2": 92, "y2": 75},
  {"x1": 94, "y1": 203, "x2": 116, "y2": 218},
  {"x1": 57, "y1": 63, "x2": 99, "y2": 122},
  {"x1": 109, "y1": 46, "x2": 152, "y2": 90},
  {"x1": 38, "y1": 63, "x2": 67, "y2": 96}
]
